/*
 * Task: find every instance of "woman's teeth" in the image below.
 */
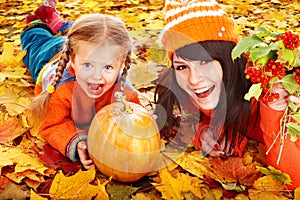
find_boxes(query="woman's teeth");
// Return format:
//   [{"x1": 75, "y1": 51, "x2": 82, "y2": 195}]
[{"x1": 194, "y1": 86, "x2": 214, "y2": 98}]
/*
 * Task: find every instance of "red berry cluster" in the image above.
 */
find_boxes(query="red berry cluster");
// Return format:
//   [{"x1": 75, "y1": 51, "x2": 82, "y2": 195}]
[
  {"x1": 294, "y1": 68, "x2": 300, "y2": 85},
  {"x1": 244, "y1": 59, "x2": 286, "y2": 103},
  {"x1": 280, "y1": 31, "x2": 300, "y2": 50}
]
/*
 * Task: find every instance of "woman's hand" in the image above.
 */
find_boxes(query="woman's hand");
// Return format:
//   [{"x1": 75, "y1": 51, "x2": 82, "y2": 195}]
[
  {"x1": 287, "y1": 95, "x2": 300, "y2": 107},
  {"x1": 200, "y1": 127, "x2": 233, "y2": 157},
  {"x1": 268, "y1": 82, "x2": 300, "y2": 110},
  {"x1": 77, "y1": 141, "x2": 94, "y2": 169}
]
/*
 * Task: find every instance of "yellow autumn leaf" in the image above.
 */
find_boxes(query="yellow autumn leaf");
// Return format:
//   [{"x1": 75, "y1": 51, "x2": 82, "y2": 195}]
[
  {"x1": 294, "y1": 187, "x2": 300, "y2": 200},
  {"x1": 30, "y1": 189, "x2": 48, "y2": 200},
  {"x1": 248, "y1": 189, "x2": 289, "y2": 200},
  {"x1": 0, "y1": 42, "x2": 26, "y2": 67},
  {"x1": 173, "y1": 151, "x2": 212, "y2": 179},
  {"x1": 0, "y1": 86, "x2": 31, "y2": 116},
  {"x1": 0, "y1": 136, "x2": 52, "y2": 177},
  {"x1": 0, "y1": 28, "x2": 9, "y2": 35},
  {"x1": 253, "y1": 175, "x2": 285, "y2": 191},
  {"x1": 128, "y1": 61, "x2": 163, "y2": 89},
  {"x1": 49, "y1": 167, "x2": 109, "y2": 200},
  {"x1": 152, "y1": 168, "x2": 203, "y2": 200}
]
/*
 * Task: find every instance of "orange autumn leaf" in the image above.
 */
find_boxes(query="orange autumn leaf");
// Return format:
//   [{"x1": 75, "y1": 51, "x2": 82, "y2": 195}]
[
  {"x1": 175, "y1": 151, "x2": 262, "y2": 187},
  {"x1": 0, "y1": 116, "x2": 27, "y2": 144},
  {"x1": 207, "y1": 156, "x2": 262, "y2": 186}
]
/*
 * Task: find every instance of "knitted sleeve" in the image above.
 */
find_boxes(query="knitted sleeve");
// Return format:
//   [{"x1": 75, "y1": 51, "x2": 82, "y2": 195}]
[
  {"x1": 39, "y1": 82, "x2": 79, "y2": 158},
  {"x1": 259, "y1": 102, "x2": 300, "y2": 190}
]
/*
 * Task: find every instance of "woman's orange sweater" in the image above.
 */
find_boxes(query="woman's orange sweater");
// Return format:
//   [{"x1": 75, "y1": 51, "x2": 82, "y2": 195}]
[{"x1": 195, "y1": 100, "x2": 300, "y2": 190}]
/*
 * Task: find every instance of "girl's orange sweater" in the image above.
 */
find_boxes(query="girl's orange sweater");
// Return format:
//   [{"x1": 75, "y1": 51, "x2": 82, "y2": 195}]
[{"x1": 35, "y1": 57, "x2": 140, "y2": 161}]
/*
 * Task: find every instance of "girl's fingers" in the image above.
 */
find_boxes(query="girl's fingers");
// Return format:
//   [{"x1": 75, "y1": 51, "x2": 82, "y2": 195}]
[
  {"x1": 77, "y1": 141, "x2": 94, "y2": 169},
  {"x1": 82, "y1": 160, "x2": 94, "y2": 169}
]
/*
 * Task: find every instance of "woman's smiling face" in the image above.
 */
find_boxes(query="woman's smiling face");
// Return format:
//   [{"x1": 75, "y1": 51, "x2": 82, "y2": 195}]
[
  {"x1": 173, "y1": 53, "x2": 223, "y2": 110},
  {"x1": 71, "y1": 41, "x2": 125, "y2": 98}
]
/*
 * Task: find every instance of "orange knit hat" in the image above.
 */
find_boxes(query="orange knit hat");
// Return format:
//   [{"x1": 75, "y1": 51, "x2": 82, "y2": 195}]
[{"x1": 159, "y1": 0, "x2": 238, "y2": 54}]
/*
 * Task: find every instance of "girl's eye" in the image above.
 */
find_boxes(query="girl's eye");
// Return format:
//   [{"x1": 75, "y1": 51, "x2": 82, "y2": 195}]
[
  {"x1": 82, "y1": 63, "x2": 93, "y2": 69},
  {"x1": 104, "y1": 65, "x2": 113, "y2": 70},
  {"x1": 175, "y1": 65, "x2": 187, "y2": 70}
]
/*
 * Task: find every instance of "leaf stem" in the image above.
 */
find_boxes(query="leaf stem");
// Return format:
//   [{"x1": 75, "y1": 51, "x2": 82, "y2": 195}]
[{"x1": 276, "y1": 107, "x2": 289, "y2": 165}]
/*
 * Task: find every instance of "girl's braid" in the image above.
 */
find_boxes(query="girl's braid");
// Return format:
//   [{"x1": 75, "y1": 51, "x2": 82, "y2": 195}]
[
  {"x1": 50, "y1": 39, "x2": 72, "y2": 90},
  {"x1": 119, "y1": 51, "x2": 131, "y2": 92}
]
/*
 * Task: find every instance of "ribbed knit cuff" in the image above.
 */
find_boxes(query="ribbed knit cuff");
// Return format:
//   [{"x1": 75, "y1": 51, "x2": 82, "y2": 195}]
[
  {"x1": 66, "y1": 132, "x2": 88, "y2": 162},
  {"x1": 57, "y1": 20, "x2": 74, "y2": 36},
  {"x1": 23, "y1": 19, "x2": 52, "y2": 33}
]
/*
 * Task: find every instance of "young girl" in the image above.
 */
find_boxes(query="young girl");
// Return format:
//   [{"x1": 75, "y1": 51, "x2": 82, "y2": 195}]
[
  {"x1": 21, "y1": 1, "x2": 140, "y2": 169},
  {"x1": 155, "y1": 0, "x2": 300, "y2": 189}
]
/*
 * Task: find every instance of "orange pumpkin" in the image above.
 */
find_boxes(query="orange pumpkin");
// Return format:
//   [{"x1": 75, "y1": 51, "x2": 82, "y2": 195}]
[{"x1": 87, "y1": 93, "x2": 161, "y2": 182}]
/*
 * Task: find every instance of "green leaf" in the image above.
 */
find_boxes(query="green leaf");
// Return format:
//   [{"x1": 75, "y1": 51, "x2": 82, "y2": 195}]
[
  {"x1": 256, "y1": 166, "x2": 291, "y2": 185},
  {"x1": 277, "y1": 41, "x2": 295, "y2": 65},
  {"x1": 244, "y1": 83, "x2": 262, "y2": 101},
  {"x1": 249, "y1": 42, "x2": 279, "y2": 63},
  {"x1": 287, "y1": 122, "x2": 300, "y2": 142},
  {"x1": 250, "y1": 27, "x2": 282, "y2": 38},
  {"x1": 220, "y1": 182, "x2": 245, "y2": 192},
  {"x1": 291, "y1": 113, "x2": 300, "y2": 123},
  {"x1": 256, "y1": 166, "x2": 272, "y2": 175},
  {"x1": 269, "y1": 76, "x2": 279, "y2": 85},
  {"x1": 288, "y1": 102, "x2": 299, "y2": 112},
  {"x1": 286, "y1": 122, "x2": 300, "y2": 135},
  {"x1": 231, "y1": 36, "x2": 264, "y2": 60},
  {"x1": 256, "y1": 51, "x2": 276, "y2": 66},
  {"x1": 282, "y1": 74, "x2": 299, "y2": 94}
]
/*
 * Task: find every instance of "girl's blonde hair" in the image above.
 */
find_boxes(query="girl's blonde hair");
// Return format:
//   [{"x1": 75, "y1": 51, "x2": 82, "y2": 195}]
[{"x1": 30, "y1": 14, "x2": 133, "y2": 120}]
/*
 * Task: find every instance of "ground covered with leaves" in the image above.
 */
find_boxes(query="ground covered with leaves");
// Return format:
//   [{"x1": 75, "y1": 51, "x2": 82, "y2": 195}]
[{"x1": 0, "y1": 0, "x2": 300, "y2": 199}]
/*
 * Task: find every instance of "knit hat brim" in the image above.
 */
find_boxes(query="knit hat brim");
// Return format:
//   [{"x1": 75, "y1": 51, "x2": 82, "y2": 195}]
[{"x1": 159, "y1": 0, "x2": 238, "y2": 54}]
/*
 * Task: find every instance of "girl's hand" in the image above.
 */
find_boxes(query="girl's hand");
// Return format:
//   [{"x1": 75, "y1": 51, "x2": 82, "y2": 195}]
[
  {"x1": 200, "y1": 127, "x2": 233, "y2": 157},
  {"x1": 77, "y1": 141, "x2": 94, "y2": 169}
]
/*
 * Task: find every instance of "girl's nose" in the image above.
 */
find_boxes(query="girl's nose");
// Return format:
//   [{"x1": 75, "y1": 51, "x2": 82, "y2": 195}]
[
  {"x1": 92, "y1": 67, "x2": 104, "y2": 79},
  {"x1": 189, "y1": 66, "x2": 204, "y2": 85}
]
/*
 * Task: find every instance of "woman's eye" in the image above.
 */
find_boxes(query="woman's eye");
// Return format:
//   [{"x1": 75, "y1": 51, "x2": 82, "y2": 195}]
[
  {"x1": 200, "y1": 60, "x2": 213, "y2": 65},
  {"x1": 176, "y1": 65, "x2": 187, "y2": 70},
  {"x1": 82, "y1": 63, "x2": 93, "y2": 69}
]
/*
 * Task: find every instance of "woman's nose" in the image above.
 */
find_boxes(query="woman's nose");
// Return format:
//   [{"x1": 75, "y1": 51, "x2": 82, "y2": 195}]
[{"x1": 189, "y1": 66, "x2": 204, "y2": 85}]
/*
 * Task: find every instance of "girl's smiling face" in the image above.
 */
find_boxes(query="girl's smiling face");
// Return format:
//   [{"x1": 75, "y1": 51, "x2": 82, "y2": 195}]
[
  {"x1": 173, "y1": 53, "x2": 223, "y2": 110},
  {"x1": 71, "y1": 41, "x2": 125, "y2": 98}
]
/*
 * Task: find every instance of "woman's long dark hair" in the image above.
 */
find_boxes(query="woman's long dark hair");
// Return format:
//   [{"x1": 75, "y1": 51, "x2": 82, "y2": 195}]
[{"x1": 154, "y1": 40, "x2": 253, "y2": 152}]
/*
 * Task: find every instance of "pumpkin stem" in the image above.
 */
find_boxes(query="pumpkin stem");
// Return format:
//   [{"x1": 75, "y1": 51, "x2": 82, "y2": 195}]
[{"x1": 114, "y1": 92, "x2": 133, "y2": 113}]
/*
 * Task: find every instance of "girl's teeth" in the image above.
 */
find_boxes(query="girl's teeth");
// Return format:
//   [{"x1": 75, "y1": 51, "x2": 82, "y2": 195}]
[{"x1": 89, "y1": 83, "x2": 101, "y2": 90}]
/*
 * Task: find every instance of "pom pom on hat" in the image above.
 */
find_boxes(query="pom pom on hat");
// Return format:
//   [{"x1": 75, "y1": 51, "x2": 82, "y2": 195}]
[{"x1": 159, "y1": 0, "x2": 238, "y2": 53}]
